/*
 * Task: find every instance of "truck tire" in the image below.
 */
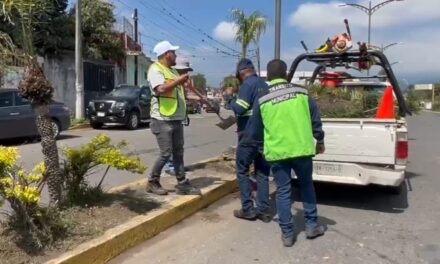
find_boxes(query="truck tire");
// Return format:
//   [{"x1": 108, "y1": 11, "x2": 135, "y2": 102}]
[
  {"x1": 126, "y1": 111, "x2": 139, "y2": 130},
  {"x1": 91, "y1": 122, "x2": 103, "y2": 129}
]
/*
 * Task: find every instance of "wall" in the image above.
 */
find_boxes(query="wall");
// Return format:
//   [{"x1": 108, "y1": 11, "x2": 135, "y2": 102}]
[
  {"x1": 126, "y1": 55, "x2": 153, "y2": 86},
  {"x1": 43, "y1": 53, "x2": 77, "y2": 113}
]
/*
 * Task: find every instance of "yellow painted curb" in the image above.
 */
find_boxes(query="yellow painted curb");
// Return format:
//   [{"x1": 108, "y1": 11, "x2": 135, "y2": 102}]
[{"x1": 45, "y1": 157, "x2": 237, "y2": 264}]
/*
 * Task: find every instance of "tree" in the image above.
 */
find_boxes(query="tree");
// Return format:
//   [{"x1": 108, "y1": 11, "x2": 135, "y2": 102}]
[
  {"x1": 77, "y1": 0, "x2": 124, "y2": 62},
  {"x1": 1, "y1": 0, "x2": 64, "y2": 204},
  {"x1": 221, "y1": 75, "x2": 240, "y2": 89},
  {"x1": 191, "y1": 73, "x2": 207, "y2": 93},
  {"x1": 0, "y1": 0, "x2": 73, "y2": 56},
  {"x1": 231, "y1": 8, "x2": 268, "y2": 68}
]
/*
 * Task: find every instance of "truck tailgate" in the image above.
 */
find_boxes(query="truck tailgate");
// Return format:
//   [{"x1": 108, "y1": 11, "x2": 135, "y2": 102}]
[{"x1": 316, "y1": 119, "x2": 398, "y2": 165}]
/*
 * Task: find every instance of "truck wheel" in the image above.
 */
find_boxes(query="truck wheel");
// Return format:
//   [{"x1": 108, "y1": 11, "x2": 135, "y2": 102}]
[
  {"x1": 126, "y1": 112, "x2": 139, "y2": 130},
  {"x1": 91, "y1": 122, "x2": 103, "y2": 129}
]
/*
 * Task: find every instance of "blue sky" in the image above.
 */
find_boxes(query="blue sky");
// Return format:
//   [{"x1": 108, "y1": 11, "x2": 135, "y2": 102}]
[{"x1": 71, "y1": 0, "x2": 440, "y2": 86}]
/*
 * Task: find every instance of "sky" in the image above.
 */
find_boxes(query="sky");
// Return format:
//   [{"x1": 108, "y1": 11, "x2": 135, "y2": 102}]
[{"x1": 71, "y1": 0, "x2": 440, "y2": 87}]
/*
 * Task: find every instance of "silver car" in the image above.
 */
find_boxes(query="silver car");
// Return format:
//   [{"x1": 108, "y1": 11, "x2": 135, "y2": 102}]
[{"x1": 0, "y1": 88, "x2": 71, "y2": 140}]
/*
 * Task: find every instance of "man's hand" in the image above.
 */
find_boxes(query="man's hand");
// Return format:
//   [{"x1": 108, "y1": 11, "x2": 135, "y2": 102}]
[
  {"x1": 316, "y1": 143, "x2": 325, "y2": 154},
  {"x1": 224, "y1": 86, "x2": 237, "y2": 95},
  {"x1": 176, "y1": 73, "x2": 189, "y2": 85}
]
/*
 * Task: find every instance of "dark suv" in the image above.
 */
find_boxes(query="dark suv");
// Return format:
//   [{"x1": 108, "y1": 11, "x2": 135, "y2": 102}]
[{"x1": 86, "y1": 84, "x2": 151, "y2": 130}]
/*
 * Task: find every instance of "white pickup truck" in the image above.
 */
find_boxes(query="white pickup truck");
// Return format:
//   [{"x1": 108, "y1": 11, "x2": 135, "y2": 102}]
[{"x1": 287, "y1": 50, "x2": 411, "y2": 193}]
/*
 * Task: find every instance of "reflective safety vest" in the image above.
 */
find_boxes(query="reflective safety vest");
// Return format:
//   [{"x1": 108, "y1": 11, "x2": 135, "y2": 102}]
[
  {"x1": 259, "y1": 79, "x2": 315, "y2": 161},
  {"x1": 150, "y1": 62, "x2": 186, "y2": 117}
]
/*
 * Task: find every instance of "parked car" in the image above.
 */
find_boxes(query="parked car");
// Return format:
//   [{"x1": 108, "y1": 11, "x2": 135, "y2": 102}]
[
  {"x1": 86, "y1": 84, "x2": 151, "y2": 130},
  {"x1": 0, "y1": 88, "x2": 71, "y2": 140},
  {"x1": 187, "y1": 99, "x2": 201, "y2": 114}
]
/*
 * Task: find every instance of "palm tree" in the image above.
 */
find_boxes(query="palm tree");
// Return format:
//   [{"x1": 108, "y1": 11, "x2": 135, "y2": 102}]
[
  {"x1": 231, "y1": 9, "x2": 267, "y2": 74},
  {"x1": 1, "y1": 0, "x2": 63, "y2": 204}
]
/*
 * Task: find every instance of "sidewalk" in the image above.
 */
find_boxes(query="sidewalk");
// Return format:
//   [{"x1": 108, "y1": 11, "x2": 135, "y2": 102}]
[{"x1": 46, "y1": 156, "x2": 238, "y2": 264}]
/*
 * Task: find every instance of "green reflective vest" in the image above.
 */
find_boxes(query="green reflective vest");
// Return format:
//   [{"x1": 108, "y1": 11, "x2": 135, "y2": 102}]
[
  {"x1": 150, "y1": 62, "x2": 186, "y2": 117},
  {"x1": 259, "y1": 79, "x2": 315, "y2": 161}
]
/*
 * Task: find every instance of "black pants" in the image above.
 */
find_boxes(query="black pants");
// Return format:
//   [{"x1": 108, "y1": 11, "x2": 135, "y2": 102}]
[{"x1": 149, "y1": 119, "x2": 185, "y2": 183}]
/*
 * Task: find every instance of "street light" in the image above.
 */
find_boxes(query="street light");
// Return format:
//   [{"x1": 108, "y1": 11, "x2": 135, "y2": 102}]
[
  {"x1": 382, "y1": 42, "x2": 403, "y2": 51},
  {"x1": 339, "y1": 0, "x2": 404, "y2": 45}
]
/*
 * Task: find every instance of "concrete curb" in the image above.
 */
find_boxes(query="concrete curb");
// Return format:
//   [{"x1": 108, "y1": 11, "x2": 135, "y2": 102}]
[
  {"x1": 46, "y1": 157, "x2": 237, "y2": 264},
  {"x1": 69, "y1": 123, "x2": 91, "y2": 130},
  {"x1": 423, "y1": 110, "x2": 440, "y2": 115}
]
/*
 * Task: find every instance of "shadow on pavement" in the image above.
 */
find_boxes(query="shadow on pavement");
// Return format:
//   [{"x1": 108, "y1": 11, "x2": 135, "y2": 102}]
[{"x1": 290, "y1": 180, "x2": 409, "y2": 214}]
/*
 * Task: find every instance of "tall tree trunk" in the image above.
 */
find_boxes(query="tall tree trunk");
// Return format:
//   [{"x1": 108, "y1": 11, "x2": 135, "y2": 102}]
[{"x1": 33, "y1": 103, "x2": 63, "y2": 204}]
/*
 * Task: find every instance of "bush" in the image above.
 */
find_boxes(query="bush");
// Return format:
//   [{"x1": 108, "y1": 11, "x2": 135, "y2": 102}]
[
  {"x1": 0, "y1": 147, "x2": 66, "y2": 249},
  {"x1": 61, "y1": 135, "x2": 147, "y2": 206},
  {"x1": 405, "y1": 89, "x2": 422, "y2": 114}
]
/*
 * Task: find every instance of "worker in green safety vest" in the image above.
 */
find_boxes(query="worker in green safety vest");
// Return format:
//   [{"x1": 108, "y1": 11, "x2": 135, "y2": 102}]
[
  {"x1": 246, "y1": 59, "x2": 326, "y2": 247},
  {"x1": 146, "y1": 40, "x2": 200, "y2": 196}
]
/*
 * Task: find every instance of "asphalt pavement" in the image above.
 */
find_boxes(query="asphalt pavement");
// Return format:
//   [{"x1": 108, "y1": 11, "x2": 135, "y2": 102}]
[
  {"x1": 111, "y1": 112, "x2": 440, "y2": 264},
  {"x1": 1, "y1": 112, "x2": 236, "y2": 202}
]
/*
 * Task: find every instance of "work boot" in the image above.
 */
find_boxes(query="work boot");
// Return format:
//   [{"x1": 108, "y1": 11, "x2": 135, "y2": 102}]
[
  {"x1": 233, "y1": 209, "x2": 257, "y2": 221},
  {"x1": 146, "y1": 181, "x2": 168, "y2": 195},
  {"x1": 175, "y1": 180, "x2": 201, "y2": 195},
  {"x1": 305, "y1": 225, "x2": 326, "y2": 239},
  {"x1": 257, "y1": 211, "x2": 272, "y2": 223},
  {"x1": 281, "y1": 234, "x2": 296, "y2": 247}
]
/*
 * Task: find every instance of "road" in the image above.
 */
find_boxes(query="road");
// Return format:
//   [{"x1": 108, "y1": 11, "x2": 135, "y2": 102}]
[
  {"x1": 111, "y1": 112, "x2": 440, "y2": 264},
  {"x1": 3, "y1": 113, "x2": 236, "y2": 195}
]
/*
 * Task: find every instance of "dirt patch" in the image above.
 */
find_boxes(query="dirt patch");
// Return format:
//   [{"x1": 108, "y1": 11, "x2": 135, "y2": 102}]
[
  {"x1": 0, "y1": 192, "x2": 161, "y2": 264},
  {"x1": 0, "y1": 158, "x2": 236, "y2": 264}
]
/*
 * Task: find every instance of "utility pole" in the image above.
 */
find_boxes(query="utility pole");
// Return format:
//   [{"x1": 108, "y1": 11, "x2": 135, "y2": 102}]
[
  {"x1": 133, "y1": 8, "x2": 138, "y2": 86},
  {"x1": 275, "y1": 0, "x2": 281, "y2": 59},
  {"x1": 75, "y1": 0, "x2": 84, "y2": 119}
]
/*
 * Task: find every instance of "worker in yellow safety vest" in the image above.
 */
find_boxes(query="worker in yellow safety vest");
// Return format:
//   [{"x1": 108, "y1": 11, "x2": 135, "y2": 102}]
[{"x1": 146, "y1": 40, "x2": 200, "y2": 196}]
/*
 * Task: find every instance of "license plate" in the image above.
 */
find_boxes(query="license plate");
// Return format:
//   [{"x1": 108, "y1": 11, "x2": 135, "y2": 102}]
[
  {"x1": 97, "y1": 112, "x2": 105, "y2": 117},
  {"x1": 313, "y1": 163, "x2": 342, "y2": 176}
]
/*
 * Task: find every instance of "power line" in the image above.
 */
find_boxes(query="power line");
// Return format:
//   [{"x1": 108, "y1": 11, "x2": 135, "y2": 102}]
[{"x1": 146, "y1": 0, "x2": 241, "y2": 56}]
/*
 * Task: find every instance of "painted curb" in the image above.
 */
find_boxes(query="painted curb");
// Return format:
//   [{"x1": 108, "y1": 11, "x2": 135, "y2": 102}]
[
  {"x1": 69, "y1": 123, "x2": 91, "y2": 130},
  {"x1": 45, "y1": 157, "x2": 237, "y2": 264}
]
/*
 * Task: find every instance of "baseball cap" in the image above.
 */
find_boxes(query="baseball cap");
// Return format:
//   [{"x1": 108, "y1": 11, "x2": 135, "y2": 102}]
[
  {"x1": 153, "y1": 40, "x2": 179, "y2": 57},
  {"x1": 236, "y1": 58, "x2": 254, "y2": 78},
  {"x1": 173, "y1": 57, "x2": 193, "y2": 71}
]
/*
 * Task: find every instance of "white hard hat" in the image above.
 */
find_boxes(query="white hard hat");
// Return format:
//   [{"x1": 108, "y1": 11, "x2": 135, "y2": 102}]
[
  {"x1": 153, "y1": 40, "x2": 179, "y2": 57},
  {"x1": 173, "y1": 57, "x2": 193, "y2": 71}
]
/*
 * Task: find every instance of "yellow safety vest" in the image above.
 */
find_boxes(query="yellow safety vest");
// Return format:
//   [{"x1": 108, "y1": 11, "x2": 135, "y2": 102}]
[{"x1": 151, "y1": 62, "x2": 186, "y2": 117}]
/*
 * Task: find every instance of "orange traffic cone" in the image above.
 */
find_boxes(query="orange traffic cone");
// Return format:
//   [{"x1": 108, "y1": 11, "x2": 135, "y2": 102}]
[{"x1": 376, "y1": 85, "x2": 395, "y2": 119}]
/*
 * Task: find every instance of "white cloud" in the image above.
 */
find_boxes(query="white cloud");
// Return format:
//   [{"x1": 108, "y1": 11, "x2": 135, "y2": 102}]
[
  {"x1": 213, "y1": 21, "x2": 238, "y2": 42},
  {"x1": 289, "y1": 0, "x2": 440, "y2": 31}
]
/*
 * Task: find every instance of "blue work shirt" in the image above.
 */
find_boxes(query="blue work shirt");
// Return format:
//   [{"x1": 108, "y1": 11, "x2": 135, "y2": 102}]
[{"x1": 227, "y1": 74, "x2": 269, "y2": 141}]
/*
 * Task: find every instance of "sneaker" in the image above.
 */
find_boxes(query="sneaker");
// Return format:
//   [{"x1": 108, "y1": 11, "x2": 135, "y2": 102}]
[
  {"x1": 175, "y1": 181, "x2": 201, "y2": 195},
  {"x1": 281, "y1": 234, "x2": 296, "y2": 247},
  {"x1": 146, "y1": 181, "x2": 168, "y2": 195},
  {"x1": 257, "y1": 211, "x2": 272, "y2": 223},
  {"x1": 233, "y1": 209, "x2": 257, "y2": 221},
  {"x1": 305, "y1": 225, "x2": 326, "y2": 239}
]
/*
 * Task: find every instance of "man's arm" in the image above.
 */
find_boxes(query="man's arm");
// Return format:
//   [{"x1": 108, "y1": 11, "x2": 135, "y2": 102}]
[
  {"x1": 227, "y1": 82, "x2": 253, "y2": 116},
  {"x1": 148, "y1": 67, "x2": 188, "y2": 94},
  {"x1": 308, "y1": 96, "x2": 324, "y2": 144}
]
